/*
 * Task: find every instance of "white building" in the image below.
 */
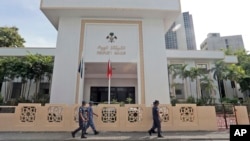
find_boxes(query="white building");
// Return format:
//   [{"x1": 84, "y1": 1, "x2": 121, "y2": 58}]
[
  {"x1": 200, "y1": 33, "x2": 245, "y2": 51},
  {"x1": 0, "y1": 0, "x2": 241, "y2": 106}
]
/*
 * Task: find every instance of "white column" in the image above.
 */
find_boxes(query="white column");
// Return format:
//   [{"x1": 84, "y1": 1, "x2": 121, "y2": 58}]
[
  {"x1": 142, "y1": 19, "x2": 170, "y2": 105},
  {"x1": 50, "y1": 17, "x2": 81, "y2": 104}
]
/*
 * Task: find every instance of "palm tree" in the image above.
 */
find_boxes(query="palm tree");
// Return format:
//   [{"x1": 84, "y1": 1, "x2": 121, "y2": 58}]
[
  {"x1": 189, "y1": 67, "x2": 203, "y2": 100},
  {"x1": 168, "y1": 64, "x2": 180, "y2": 97},
  {"x1": 210, "y1": 60, "x2": 229, "y2": 102},
  {"x1": 200, "y1": 75, "x2": 217, "y2": 104},
  {"x1": 174, "y1": 64, "x2": 189, "y2": 99}
]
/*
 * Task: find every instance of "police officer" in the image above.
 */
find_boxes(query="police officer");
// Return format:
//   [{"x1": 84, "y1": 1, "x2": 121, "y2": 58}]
[
  {"x1": 86, "y1": 101, "x2": 99, "y2": 135},
  {"x1": 148, "y1": 100, "x2": 163, "y2": 138},
  {"x1": 71, "y1": 100, "x2": 88, "y2": 139}
]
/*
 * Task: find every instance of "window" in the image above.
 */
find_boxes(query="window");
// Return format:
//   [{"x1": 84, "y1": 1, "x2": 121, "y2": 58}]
[
  {"x1": 175, "y1": 84, "x2": 185, "y2": 99},
  {"x1": 225, "y1": 39, "x2": 228, "y2": 44},
  {"x1": 196, "y1": 64, "x2": 208, "y2": 73},
  {"x1": 0, "y1": 82, "x2": 2, "y2": 93},
  {"x1": 90, "y1": 87, "x2": 135, "y2": 104},
  {"x1": 39, "y1": 83, "x2": 50, "y2": 95},
  {"x1": 169, "y1": 64, "x2": 183, "y2": 76},
  {"x1": 212, "y1": 33, "x2": 217, "y2": 37},
  {"x1": 172, "y1": 64, "x2": 183, "y2": 69},
  {"x1": 197, "y1": 64, "x2": 207, "y2": 69},
  {"x1": 11, "y1": 82, "x2": 22, "y2": 99}
]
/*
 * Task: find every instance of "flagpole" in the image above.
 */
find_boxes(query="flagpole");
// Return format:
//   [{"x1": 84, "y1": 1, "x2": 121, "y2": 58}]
[
  {"x1": 108, "y1": 76, "x2": 111, "y2": 104},
  {"x1": 107, "y1": 58, "x2": 112, "y2": 105}
]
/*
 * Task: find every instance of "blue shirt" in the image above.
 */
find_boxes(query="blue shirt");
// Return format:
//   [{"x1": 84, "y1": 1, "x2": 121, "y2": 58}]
[
  {"x1": 79, "y1": 106, "x2": 88, "y2": 122},
  {"x1": 88, "y1": 106, "x2": 93, "y2": 119},
  {"x1": 152, "y1": 106, "x2": 159, "y2": 121}
]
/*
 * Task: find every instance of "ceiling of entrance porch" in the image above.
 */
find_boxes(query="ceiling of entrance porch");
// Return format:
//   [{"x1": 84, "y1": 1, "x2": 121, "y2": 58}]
[{"x1": 84, "y1": 62, "x2": 137, "y2": 78}]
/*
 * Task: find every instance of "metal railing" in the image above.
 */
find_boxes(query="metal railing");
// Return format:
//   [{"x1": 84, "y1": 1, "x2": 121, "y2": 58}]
[{"x1": 215, "y1": 104, "x2": 237, "y2": 129}]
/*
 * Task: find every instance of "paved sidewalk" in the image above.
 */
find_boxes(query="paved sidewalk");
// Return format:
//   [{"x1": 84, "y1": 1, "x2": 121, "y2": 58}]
[{"x1": 0, "y1": 130, "x2": 229, "y2": 141}]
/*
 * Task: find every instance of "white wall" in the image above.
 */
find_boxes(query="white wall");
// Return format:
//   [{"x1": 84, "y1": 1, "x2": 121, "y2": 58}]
[
  {"x1": 224, "y1": 80, "x2": 244, "y2": 99},
  {"x1": 142, "y1": 19, "x2": 170, "y2": 105},
  {"x1": 42, "y1": 0, "x2": 180, "y2": 11},
  {"x1": 83, "y1": 23, "x2": 139, "y2": 63},
  {"x1": 0, "y1": 48, "x2": 55, "y2": 56},
  {"x1": 50, "y1": 17, "x2": 81, "y2": 104}
]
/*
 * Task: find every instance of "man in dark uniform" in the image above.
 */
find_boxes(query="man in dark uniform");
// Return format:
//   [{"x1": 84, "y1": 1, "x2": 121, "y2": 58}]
[
  {"x1": 86, "y1": 101, "x2": 99, "y2": 135},
  {"x1": 148, "y1": 100, "x2": 163, "y2": 138},
  {"x1": 71, "y1": 100, "x2": 88, "y2": 139}
]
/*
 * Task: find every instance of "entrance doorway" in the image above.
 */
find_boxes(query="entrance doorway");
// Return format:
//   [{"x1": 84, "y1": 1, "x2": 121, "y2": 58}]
[{"x1": 90, "y1": 87, "x2": 135, "y2": 104}]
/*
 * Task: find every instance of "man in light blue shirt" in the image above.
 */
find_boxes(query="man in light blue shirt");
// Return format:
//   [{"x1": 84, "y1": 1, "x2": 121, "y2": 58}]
[
  {"x1": 71, "y1": 100, "x2": 88, "y2": 138},
  {"x1": 86, "y1": 101, "x2": 99, "y2": 135}
]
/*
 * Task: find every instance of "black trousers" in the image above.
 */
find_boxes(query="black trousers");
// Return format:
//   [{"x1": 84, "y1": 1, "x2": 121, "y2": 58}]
[
  {"x1": 150, "y1": 119, "x2": 161, "y2": 136},
  {"x1": 72, "y1": 122, "x2": 87, "y2": 137}
]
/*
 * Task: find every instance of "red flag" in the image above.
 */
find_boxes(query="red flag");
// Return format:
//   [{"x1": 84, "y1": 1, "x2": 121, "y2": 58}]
[{"x1": 107, "y1": 60, "x2": 112, "y2": 78}]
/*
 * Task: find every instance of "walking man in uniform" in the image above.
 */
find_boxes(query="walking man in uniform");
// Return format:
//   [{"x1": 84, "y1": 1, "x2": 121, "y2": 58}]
[
  {"x1": 71, "y1": 100, "x2": 88, "y2": 139},
  {"x1": 86, "y1": 101, "x2": 99, "y2": 135},
  {"x1": 148, "y1": 100, "x2": 163, "y2": 138}
]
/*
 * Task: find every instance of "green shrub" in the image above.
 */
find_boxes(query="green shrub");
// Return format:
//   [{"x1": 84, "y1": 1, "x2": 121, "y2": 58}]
[
  {"x1": 32, "y1": 93, "x2": 50, "y2": 106},
  {"x1": 126, "y1": 97, "x2": 132, "y2": 104},
  {"x1": 222, "y1": 97, "x2": 238, "y2": 104},
  {"x1": 0, "y1": 94, "x2": 3, "y2": 105},
  {"x1": 119, "y1": 101, "x2": 125, "y2": 107},
  {"x1": 186, "y1": 96, "x2": 195, "y2": 104},
  {"x1": 171, "y1": 98, "x2": 178, "y2": 106},
  {"x1": 196, "y1": 99, "x2": 206, "y2": 106}
]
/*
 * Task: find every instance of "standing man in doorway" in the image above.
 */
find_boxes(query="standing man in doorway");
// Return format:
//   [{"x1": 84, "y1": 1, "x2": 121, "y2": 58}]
[
  {"x1": 86, "y1": 101, "x2": 99, "y2": 135},
  {"x1": 148, "y1": 100, "x2": 163, "y2": 138},
  {"x1": 71, "y1": 100, "x2": 88, "y2": 139}
]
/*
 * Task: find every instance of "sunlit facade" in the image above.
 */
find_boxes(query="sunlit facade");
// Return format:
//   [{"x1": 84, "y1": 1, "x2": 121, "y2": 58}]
[{"x1": 0, "y1": 0, "x2": 242, "y2": 106}]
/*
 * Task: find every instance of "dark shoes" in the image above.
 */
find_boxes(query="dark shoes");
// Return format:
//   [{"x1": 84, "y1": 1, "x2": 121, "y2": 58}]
[
  {"x1": 72, "y1": 131, "x2": 87, "y2": 138},
  {"x1": 148, "y1": 130, "x2": 163, "y2": 138},
  {"x1": 158, "y1": 135, "x2": 164, "y2": 138},
  {"x1": 94, "y1": 131, "x2": 99, "y2": 135},
  {"x1": 81, "y1": 135, "x2": 87, "y2": 138},
  {"x1": 71, "y1": 132, "x2": 75, "y2": 138},
  {"x1": 148, "y1": 130, "x2": 152, "y2": 136}
]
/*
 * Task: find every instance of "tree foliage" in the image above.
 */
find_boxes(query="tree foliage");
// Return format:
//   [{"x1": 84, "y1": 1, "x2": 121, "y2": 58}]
[
  {"x1": 0, "y1": 26, "x2": 25, "y2": 47},
  {"x1": 221, "y1": 48, "x2": 250, "y2": 92},
  {"x1": 0, "y1": 54, "x2": 53, "y2": 102}
]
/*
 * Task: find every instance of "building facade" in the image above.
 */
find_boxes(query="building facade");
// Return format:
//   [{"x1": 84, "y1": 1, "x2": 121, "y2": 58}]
[
  {"x1": 0, "y1": 48, "x2": 240, "y2": 105},
  {"x1": 200, "y1": 33, "x2": 245, "y2": 51},
  {"x1": 40, "y1": 0, "x2": 183, "y2": 106},
  {"x1": 0, "y1": 0, "x2": 242, "y2": 106},
  {"x1": 165, "y1": 12, "x2": 197, "y2": 50}
]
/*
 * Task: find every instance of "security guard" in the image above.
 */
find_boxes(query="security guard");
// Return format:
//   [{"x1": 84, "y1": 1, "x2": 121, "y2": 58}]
[
  {"x1": 86, "y1": 101, "x2": 99, "y2": 135},
  {"x1": 71, "y1": 100, "x2": 88, "y2": 139},
  {"x1": 148, "y1": 100, "x2": 163, "y2": 138}
]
